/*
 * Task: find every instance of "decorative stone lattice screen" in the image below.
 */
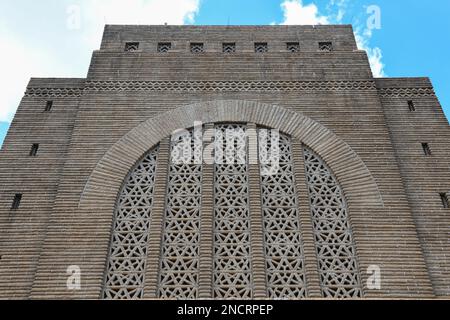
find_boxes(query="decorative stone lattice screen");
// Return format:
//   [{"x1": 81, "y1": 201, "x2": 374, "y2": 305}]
[
  {"x1": 102, "y1": 147, "x2": 160, "y2": 299},
  {"x1": 102, "y1": 123, "x2": 363, "y2": 299},
  {"x1": 258, "y1": 130, "x2": 307, "y2": 299},
  {"x1": 303, "y1": 148, "x2": 363, "y2": 298},
  {"x1": 213, "y1": 124, "x2": 253, "y2": 299},
  {"x1": 157, "y1": 129, "x2": 203, "y2": 299}
]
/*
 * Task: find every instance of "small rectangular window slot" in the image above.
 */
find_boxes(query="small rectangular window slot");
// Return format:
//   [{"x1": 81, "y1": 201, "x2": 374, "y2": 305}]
[
  {"x1": 45, "y1": 101, "x2": 53, "y2": 112},
  {"x1": 11, "y1": 194, "x2": 22, "y2": 210},
  {"x1": 422, "y1": 143, "x2": 432, "y2": 156},
  {"x1": 408, "y1": 100, "x2": 416, "y2": 112},
  {"x1": 440, "y1": 193, "x2": 449, "y2": 209},
  {"x1": 30, "y1": 144, "x2": 39, "y2": 157}
]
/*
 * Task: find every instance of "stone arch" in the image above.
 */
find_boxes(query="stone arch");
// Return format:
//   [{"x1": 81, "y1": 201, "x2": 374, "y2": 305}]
[
  {"x1": 79, "y1": 100, "x2": 383, "y2": 212},
  {"x1": 75, "y1": 99, "x2": 385, "y2": 299}
]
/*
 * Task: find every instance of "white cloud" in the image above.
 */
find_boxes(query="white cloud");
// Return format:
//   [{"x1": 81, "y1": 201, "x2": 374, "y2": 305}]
[
  {"x1": 367, "y1": 47, "x2": 385, "y2": 78},
  {"x1": 0, "y1": 0, "x2": 201, "y2": 122},
  {"x1": 279, "y1": 0, "x2": 386, "y2": 77},
  {"x1": 336, "y1": 9, "x2": 345, "y2": 22},
  {"x1": 280, "y1": 0, "x2": 329, "y2": 25},
  {"x1": 81, "y1": 0, "x2": 201, "y2": 49},
  {"x1": 327, "y1": 0, "x2": 347, "y2": 22},
  {"x1": 354, "y1": 29, "x2": 386, "y2": 77},
  {"x1": 0, "y1": 26, "x2": 69, "y2": 122},
  {"x1": 87, "y1": 0, "x2": 199, "y2": 25}
]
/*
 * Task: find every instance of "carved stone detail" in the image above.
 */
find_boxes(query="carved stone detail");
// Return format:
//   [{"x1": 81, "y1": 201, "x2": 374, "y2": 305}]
[
  {"x1": 83, "y1": 80, "x2": 377, "y2": 93},
  {"x1": 213, "y1": 124, "x2": 253, "y2": 299},
  {"x1": 103, "y1": 147, "x2": 159, "y2": 299},
  {"x1": 259, "y1": 131, "x2": 307, "y2": 299},
  {"x1": 378, "y1": 87, "x2": 435, "y2": 97},
  {"x1": 157, "y1": 129, "x2": 202, "y2": 299},
  {"x1": 303, "y1": 147, "x2": 363, "y2": 298}
]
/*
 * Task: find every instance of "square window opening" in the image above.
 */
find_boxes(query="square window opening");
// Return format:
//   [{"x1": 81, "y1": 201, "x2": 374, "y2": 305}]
[
  {"x1": 287, "y1": 42, "x2": 300, "y2": 52},
  {"x1": 255, "y1": 42, "x2": 268, "y2": 53},
  {"x1": 125, "y1": 42, "x2": 140, "y2": 52},
  {"x1": 223, "y1": 43, "x2": 236, "y2": 53},
  {"x1": 157, "y1": 42, "x2": 172, "y2": 53},
  {"x1": 319, "y1": 42, "x2": 333, "y2": 52},
  {"x1": 190, "y1": 43, "x2": 204, "y2": 53}
]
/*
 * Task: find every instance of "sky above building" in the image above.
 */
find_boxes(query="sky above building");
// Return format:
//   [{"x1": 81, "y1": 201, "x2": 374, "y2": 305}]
[{"x1": 0, "y1": 0, "x2": 449, "y2": 146}]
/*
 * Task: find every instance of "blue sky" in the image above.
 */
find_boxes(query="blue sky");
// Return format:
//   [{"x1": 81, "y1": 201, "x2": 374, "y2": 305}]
[{"x1": 1, "y1": 0, "x2": 449, "y2": 147}]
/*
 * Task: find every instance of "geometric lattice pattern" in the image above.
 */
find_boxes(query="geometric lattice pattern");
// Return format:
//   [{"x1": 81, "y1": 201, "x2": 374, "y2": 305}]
[
  {"x1": 318, "y1": 42, "x2": 333, "y2": 52},
  {"x1": 259, "y1": 130, "x2": 307, "y2": 299},
  {"x1": 157, "y1": 129, "x2": 202, "y2": 299},
  {"x1": 223, "y1": 43, "x2": 236, "y2": 53},
  {"x1": 103, "y1": 122, "x2": 367, "y2": 300},
  {"x1": 303, "y1": 147, "x2": 363, "y2": 298},
  {"x1": 286, "y1": 42, "x2": 300, "y2": 52},
  {"x1": 103, "y1": 147, "x2": 159, "y2": 299},
  {"x1": 79, "y1": 80, "x2": 378, "y2": 95},
  {"x1": 213, "y1": 124, "x2": 253, "y2": 299},
  {"x1": 125, "y1": 42, "x2": 140, "y2": 52},
  {"x1": 28, "y1": 82, "x2": 438, "y2": 97},
  {"x1": 255, "y1": 43, "x2": 268, "y2": 53},
  {"x1": 190, "y1": 43, "x2": 205, "y2": 53},
  {"x1": 157, "y1": 43, "x2": 172, "y2": 53}
]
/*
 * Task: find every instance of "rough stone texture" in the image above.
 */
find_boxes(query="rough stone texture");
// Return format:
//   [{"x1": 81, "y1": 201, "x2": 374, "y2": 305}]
[
  {"x1": 0, "y1": 25, "x2": 448, "y2": 299},
  {"x1": 376, "y1": 78, "x2": 450, "y2": 296}
]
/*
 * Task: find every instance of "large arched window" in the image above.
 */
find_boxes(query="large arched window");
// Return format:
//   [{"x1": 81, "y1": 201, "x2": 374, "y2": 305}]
[{"x1": 102, "y1": 123, "x2": 362, "y2": 299}]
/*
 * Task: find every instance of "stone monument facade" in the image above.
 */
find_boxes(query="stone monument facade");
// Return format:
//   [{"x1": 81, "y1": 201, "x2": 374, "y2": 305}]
[{"x1": 0, "y1": 25, "x2": 449, "y2": 299}]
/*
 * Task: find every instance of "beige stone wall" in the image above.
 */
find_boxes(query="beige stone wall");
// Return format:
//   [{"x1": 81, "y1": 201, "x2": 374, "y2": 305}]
[
  {"x1": 377, "y1": 78, "x2": 450, "y2": 296},
  {"x1": 0, "y1": 78, "x2": 84, "y2": 298}
]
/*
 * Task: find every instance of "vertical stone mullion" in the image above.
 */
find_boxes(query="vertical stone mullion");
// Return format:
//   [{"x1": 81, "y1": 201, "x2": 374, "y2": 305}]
[
  {"x1": 291, "y1": 141, "x2": 322, "y2": 298},
  {"x1": 247, "y1": 123, "x2": 267, "y2": 299},
  {"x1": 198, "y1": 124, "x2": 215, "y2": 299},
  {"x1": 143, "y1": 138, "x2": 170, "y2": 299}
]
